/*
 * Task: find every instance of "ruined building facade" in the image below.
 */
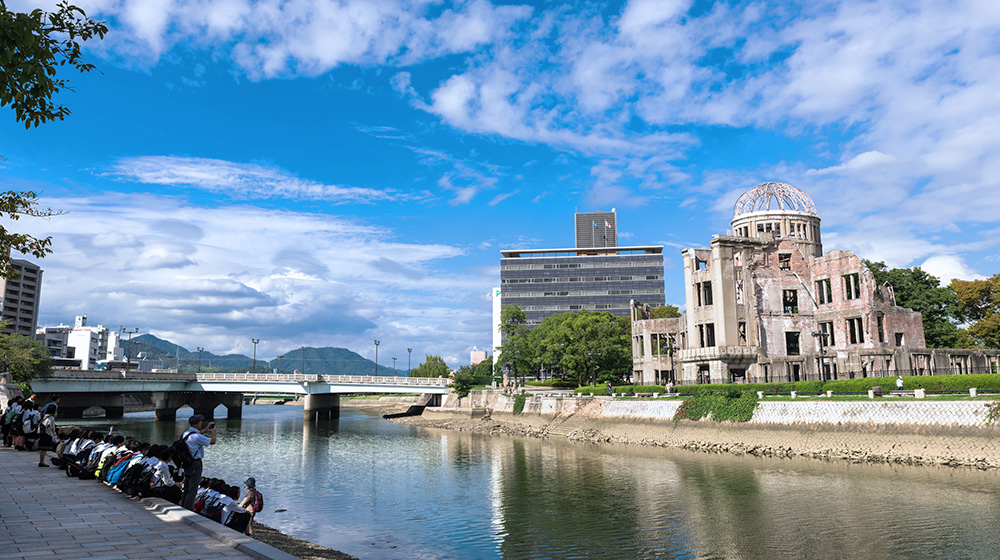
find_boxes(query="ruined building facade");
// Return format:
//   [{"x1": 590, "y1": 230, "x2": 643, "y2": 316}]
[{"x1": 631, "y1": 182, "x2": 999, "y2": 385}]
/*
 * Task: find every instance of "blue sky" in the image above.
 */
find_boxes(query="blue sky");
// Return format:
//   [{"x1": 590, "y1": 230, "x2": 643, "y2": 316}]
[{"x1": 2, "y1": 0, "x2": 998, "y2": 367}]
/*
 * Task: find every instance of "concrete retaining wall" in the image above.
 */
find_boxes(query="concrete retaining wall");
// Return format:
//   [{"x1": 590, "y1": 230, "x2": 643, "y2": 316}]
[{"x1": 445, "y1": 390, "x2": 998, "y2": 429}]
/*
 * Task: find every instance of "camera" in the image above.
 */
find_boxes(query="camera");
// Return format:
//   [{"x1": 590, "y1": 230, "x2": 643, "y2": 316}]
[{"x1": 207, "y1": 422, "x2": 215, "y2": 430}]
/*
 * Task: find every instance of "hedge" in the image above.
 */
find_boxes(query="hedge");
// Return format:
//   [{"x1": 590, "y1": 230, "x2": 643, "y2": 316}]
[
  {"x1": 572, "y1": 373, "x2": 1000, "y2": 396},
  {"x1": 525, "y1": 379, "x2": 579, "y2": 388}
]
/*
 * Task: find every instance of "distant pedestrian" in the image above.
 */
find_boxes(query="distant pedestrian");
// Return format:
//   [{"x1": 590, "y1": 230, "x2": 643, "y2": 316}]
[
  {"x1": 606, "y1": 382, "x2": 613, "y2": 396},
  {"x1": 37, "y1": 407, "x2": 59, "y2": 467},
  {"x1": 896, "y1": 376, "x2": 904, "y2": 391},
  {"x1": 39, "y1": 395, "x2": 59, "y2": 418},
  {"x1": 181, "y1": 414, "x2": 216, "y2": 510},
  {"x1": 2, "y1": 396, "x2": 23, "y2": 447},
  {"x1": 666, "y1": 381, "x2": 674, "y2": 395},
  {"x1": 18, "y1": 401, "x2": 40, "y2": 451}
]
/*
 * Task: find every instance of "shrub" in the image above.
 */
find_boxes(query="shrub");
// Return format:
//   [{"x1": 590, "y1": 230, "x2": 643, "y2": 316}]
[
  {"x1": 675, "y1": 388, "x2": 758, "y2": 422},
  {"x1": 513, "y1": 393, "x2": 528, "y2": 414}
]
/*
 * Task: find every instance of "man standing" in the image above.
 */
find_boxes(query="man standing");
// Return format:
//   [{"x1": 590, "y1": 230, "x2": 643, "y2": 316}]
[{"x1": 181, "y1": 414, "x2": 216, "y2": 510}]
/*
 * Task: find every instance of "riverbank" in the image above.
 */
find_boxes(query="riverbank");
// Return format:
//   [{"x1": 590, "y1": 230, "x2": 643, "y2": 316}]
[
  {"x1": 392, "y1": 402, "x2": 1000, "y2": 470},
  {"x1": 253, "y1": 522, "x2": 358, "y2": 560}
]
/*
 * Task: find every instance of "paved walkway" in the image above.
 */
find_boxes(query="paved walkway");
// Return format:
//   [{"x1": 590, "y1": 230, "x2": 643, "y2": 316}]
[{"x1": 0, "y1": 447, "x2": 295, "y2": 560}]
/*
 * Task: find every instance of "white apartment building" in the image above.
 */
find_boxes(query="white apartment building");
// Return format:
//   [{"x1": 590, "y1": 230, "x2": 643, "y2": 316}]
[{"x1": 36, "y1": 315, "x2": 122, "y2": 370}]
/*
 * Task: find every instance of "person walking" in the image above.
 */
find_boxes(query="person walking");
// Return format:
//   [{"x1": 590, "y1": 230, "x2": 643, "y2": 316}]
[
  {"x1": 37, "y1": 406, "x2": 59, "y2": 467},
  {"x1": 896, "y1": 376, "x2": 904, "y2": 391},
  {"x1": 181, "y1": 414, "x2": 216, "y2": 510}
]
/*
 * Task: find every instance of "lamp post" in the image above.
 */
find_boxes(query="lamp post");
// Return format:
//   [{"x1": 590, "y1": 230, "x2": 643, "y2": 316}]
[
  {"x1": 197, "y1": 347, "x2": 204, "y2": 373},
  {"x1": 374, "y1": 340, "x2": 380, "y2": 376},
  {"x1": 392, "y1": 357, "x2": 397, "y2": 375},
  {"x1": 301, "y1": 346, "x2": 306, "y2": 374},
  {"x1": 251, "y1": 338, "x2": 260, "y2": 374},
  {"x1": 119, "y1": 327, "x2": 138, "y2": 374},
  {"x1": 407, "y1": 348, "x2": 412, "y2": 375}
]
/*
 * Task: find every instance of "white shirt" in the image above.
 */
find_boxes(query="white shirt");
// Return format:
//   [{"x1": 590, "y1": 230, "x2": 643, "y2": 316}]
[
  {"x1": 216, "y1": 494, "x2": 245, "y2": 524},
  {"x1": 152, "y1": 460, "x2": 175, "y2": 487},
  {"x1": 183, "y1": 427, "x2": 212, "y2": 460}
]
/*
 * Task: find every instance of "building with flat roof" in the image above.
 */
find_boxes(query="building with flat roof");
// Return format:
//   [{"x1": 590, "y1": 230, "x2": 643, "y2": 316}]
[
  {"x1": 1, "y1": 259, "x2": 42, "y2": 337},
  {"x1": 500, "y1": 246, "x2": 666, "y2": 328},
  {"x1": 36, "y1": 315, "x2": 122, "y2": 370}
]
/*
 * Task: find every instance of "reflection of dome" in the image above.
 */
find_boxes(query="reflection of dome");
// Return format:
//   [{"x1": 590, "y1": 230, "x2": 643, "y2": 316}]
[{"x1": 732, "y1": 182, "x2": 818, "y2": 218}]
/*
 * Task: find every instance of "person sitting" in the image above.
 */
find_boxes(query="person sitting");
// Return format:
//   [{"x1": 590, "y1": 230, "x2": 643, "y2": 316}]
[
  {"x1": 150, "y1": 448, "x2": 183, "y2": 504},
  {"x1": 218, "y1": 485, "x2": 246, "y2": 526}
]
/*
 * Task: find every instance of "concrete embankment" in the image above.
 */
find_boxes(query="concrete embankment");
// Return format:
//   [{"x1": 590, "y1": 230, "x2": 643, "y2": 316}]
[{"x1": 392, "y1": 391, "x2": 1000, "y2": 469}]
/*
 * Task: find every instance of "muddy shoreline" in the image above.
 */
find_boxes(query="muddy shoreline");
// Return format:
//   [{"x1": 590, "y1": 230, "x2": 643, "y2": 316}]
[{"x1": 390, "y1": 409, "x2": 1000, "y2": 470}]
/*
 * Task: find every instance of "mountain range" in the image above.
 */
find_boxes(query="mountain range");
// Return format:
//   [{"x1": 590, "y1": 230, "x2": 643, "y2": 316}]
[{"x1": 131, "y1": 334, "x2": 403, "y2": 376}]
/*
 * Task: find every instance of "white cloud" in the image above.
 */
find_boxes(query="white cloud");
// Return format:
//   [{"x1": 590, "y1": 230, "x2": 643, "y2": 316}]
[
  {"x1": 109, "y1": 156, "x2": 394, "y2": 203},
  {"x1": 918, "y1": 255, "x2": 986, "y2": 284},
  {"x1": 19, "y1": 192, "x2": 488, "y2": 360}
]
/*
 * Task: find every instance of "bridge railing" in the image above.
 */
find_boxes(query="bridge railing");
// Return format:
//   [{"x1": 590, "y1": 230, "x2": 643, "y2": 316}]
[
  {"x1": 40, "y1": 370, "x2": 449, "y2": 387},
  {"x1": 195, "y1": 373, "x2": 449, "y2": 386}
]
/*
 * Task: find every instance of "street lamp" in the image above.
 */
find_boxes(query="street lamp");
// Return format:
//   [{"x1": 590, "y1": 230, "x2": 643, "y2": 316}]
[
  {"x1": 251, "y1": 338, "x2": 260, "y2": 374},
  {"x1": 374, "y1": 340, "x2": 380, "y2": 376},
  {"x1": 301, "y1": 346, "x2": 306, "y2": 374},
  {"x1": 392, "y1": 357, "x2": 397, "y2": 375},
  {"x1": 119, "y1": 327, "x2": 138, "y2": 374},
  {"x1": 407, "y1": 348, "x2": 412, "y2": 375},
  {"x1": 197, "y1": 347, "x2": 204, "y2": 373}
]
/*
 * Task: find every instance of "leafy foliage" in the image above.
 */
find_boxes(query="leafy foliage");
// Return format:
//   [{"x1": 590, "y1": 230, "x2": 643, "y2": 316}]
[
  {"x1": 0, "y1": 1, "x2": 108, "y2": 127},
  {"x1": 512, "y1": 393, "x2": 528, "y2": 414},
  {"x1": 952, "y1": 273, "x2": 1000, "y2": 349},
  {"x1": 675, "y1": 388, "x2": 758, "y2": 422},
  {"x1": 411, "y1": 354, "x2": 450, "y2": 378},
  {"x1": 0, "y1": 189, "x2": 56, "y2": 279},
  {"x1": 0, "y1": 331, "x2": 51, "y2": 393},
  {"x1": 649, "y1": 305, "x2": 682, "y2": 318},
  {"x1": 449, "y1": 368, "x2": 475, "y2": 397},
  {"x1": 865, "y1": 260, "x2": 961, "y2": 348},
  {"x1": 530, "y1": 309, "x2": 631, "y2": 386}
]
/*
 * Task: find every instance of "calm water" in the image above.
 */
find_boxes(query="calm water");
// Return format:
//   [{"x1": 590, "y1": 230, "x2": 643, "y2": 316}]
[{"x1": 79, "y1": 405, "x2": 1000, "y2": 560}]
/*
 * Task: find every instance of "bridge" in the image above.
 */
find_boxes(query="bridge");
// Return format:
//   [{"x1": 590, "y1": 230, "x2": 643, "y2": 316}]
[{"x1": 29, "y1": 371, "x2": 450, "y2": 421}]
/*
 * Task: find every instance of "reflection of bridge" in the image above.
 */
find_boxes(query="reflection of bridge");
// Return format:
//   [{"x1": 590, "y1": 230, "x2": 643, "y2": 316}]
[{"x1": 30, "y1": 371, "x2": 450, "y2": 421}]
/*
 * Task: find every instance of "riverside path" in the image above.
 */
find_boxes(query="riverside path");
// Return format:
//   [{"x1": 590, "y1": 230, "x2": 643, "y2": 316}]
[{"x1": 0, "y1": 448, "x2": 296, "y2": 560}]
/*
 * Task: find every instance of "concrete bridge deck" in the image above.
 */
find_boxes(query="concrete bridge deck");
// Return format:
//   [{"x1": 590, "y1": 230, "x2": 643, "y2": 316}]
[
  {"x1": 28, "y1": 371, "x2": 451, "y2": 421},
  {"x1": 0, "y1": 447, "x2": 296, "y2": 560}
]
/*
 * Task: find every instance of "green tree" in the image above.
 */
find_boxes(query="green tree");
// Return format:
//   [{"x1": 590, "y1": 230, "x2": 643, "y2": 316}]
[
  {"x1": 865, "y1": 260, "x2": 960, "y2": 348},
  {"x1": 472, "y1": 356, "x2": 494, "y2": 380},
  {"x1": 1, "y1": 1, "x2": 108, "y2": 127},
  {"x1": 530, "y1": 310, "x2": 631, "y2": 386},
  {"x1": 0, "y1": 331, "x2": 51, "y2": 393},
  {"x1": 649, "y1": 304, "x2": 682, "y2": 318},
  {"x1": 952, "y1": 274, "x2": 1000, "y2": 349},
  {"x1": 496, "y1": 305, "x2": 533, "y2": 379},
  {"x1": 411, "y1": 354, "x2": 450, "y2": 378},
  {"x1": 449, "y1": 368, "x2": 475, "y2": 397},
  {"x1": 1, "y1": 2, "x2": 107, "y2": 278}
]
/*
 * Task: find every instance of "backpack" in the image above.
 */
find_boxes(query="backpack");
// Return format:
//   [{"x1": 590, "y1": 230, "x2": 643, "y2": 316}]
[
  {"x1": 250, "y1": 489, "x2": 263, "y2": 513},
  {"x1": 105, "y1": 455, "x2": 136, "y2": 485},
  {"x1": 224, "y1": 511, "x2": 251, "y2": 533},
  {"x1": 21, "y1": 412, "x2": 37, "y2": 433},
  {"x1": 170, "y1": 431, "x2": 197, "y2": 470},
  {"x1": 115, "y1": 463, "x2": 147, "y2": 496},
  {"x1": 203, "y1": 496, "x2": 225, "y2": 523}
]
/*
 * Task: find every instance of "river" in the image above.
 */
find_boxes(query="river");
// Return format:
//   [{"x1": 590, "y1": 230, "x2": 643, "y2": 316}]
[{"x1": 78, "y1": 405, "x2": 1000, "y2": 560}]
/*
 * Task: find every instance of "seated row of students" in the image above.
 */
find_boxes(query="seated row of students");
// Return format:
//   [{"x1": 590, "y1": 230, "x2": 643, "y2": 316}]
[{"x1": 55, "y1": 429, "x2": 252, "y2": 532}]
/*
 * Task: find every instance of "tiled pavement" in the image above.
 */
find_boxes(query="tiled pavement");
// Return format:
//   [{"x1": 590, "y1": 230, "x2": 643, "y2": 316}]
[{"x1": 0, "y1": 447, "x2": 295, "y2": 560}]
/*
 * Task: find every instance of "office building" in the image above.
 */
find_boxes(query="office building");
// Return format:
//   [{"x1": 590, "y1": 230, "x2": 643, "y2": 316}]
[{"x1": 1, "y1": 259, "x2": 42, "y2": 337}]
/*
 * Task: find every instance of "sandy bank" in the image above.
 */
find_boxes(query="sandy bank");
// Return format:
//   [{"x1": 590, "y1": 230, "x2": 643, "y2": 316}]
[
  {"x1": 253, "y1": 522, "x2": 359, "y2": 560},
  {"x1": 392, "y1": 408, "x2": 1000, "y2": 470}
]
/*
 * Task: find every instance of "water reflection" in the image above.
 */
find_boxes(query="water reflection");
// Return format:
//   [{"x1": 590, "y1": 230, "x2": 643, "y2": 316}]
[{"x1": 82, "y1": 407, "x2": 1000, "y2": 560}]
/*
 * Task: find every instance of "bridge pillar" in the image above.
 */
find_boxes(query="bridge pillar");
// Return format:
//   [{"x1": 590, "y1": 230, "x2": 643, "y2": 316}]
[
  {"x1": 220, "y1": 392, "x2": 243, "y2": 419},
  {"x1": 153, "y1": 392, "x2": 186, "y2": 422},
  {"x1": 189, "y1": 393, "x2": 223, "y2": 421},
  {"x1": 304, "y1": 394, "x2": 339, "y2": 421},
  {"x1": 54, "y1": 393, "x2": 125, "y2": 419}
]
